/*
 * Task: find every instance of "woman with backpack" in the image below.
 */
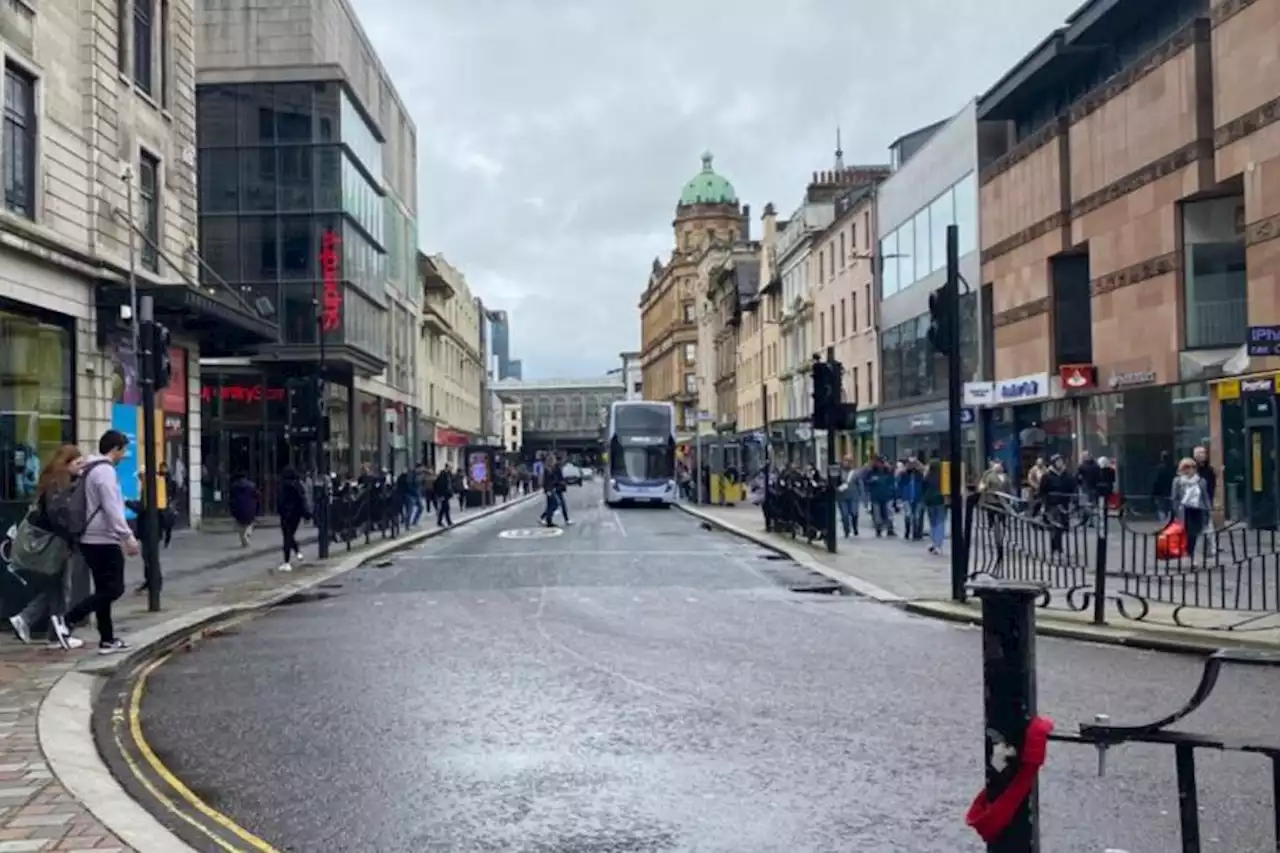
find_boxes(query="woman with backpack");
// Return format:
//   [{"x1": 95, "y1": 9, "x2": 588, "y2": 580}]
[{"x1": 7, "y1": 444, "x2": 87, "y2": 650}]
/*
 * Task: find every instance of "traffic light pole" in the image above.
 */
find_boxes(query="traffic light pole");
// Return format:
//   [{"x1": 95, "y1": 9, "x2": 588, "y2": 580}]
[
  {"x1": 314, "y1": 291, "x2": 331, "y2": 560},
  {"x1": 824, "y1": 346, "x2": 838, "y2": 555},
  {"x1": 138, "y1": 296, "x2": 162, "y2": 612},
  {"x1": 945, "y1": 224, "x2": 966, "y2": 602}
]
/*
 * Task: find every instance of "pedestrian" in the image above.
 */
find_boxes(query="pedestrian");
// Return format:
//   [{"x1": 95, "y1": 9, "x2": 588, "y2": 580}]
[
  {"x1": 1039, "y1": 455, "x2": 1074, "y2": 558},
  {"x1": 433, "y1": 464, "x2": 454, "y2": 527},
  {"x1": 6, "y1": 444, "x2": 92, "y2": 650},
  {"x1": 865, "y1": 458, "x2": 895, "y2": 537},
  {"x1": 922, "y1": 454, "x2": 946, "y2": 555},
  {"x1": 835, "y1": 456, "x2": 859, "y2": 538},
  {"x1": 898, "y1": 457, "x2": 925, "y2": 540},
  {"x1": 1150, "y1": 451, "x2": 1175, "y2": 521},
  {"x1": 553, "y1": 455, "x2": 571, "y2": 525},
  {"x1": 64, "y1": 429, "x2": 139, "y2": 654},
  {"x1": 229, "y1": 471, "x2": 259, "y2": 546},
  {"x1": 1171, "y1": 457, "x2": 1210, "y2": 560},
  {"x1": 454, "y1": 467, "x2": 467, "y2": 513},
  {"x1": 540, "y1": 458, "x2": 563, "y2": 527},
  {"x1": 276, "y1": 466, "x2": 310, "y2": 572}
]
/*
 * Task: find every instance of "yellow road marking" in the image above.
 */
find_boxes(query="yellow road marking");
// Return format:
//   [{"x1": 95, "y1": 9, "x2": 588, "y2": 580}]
[{"x1": 125, "y1": 625, "x2": 284, "y2": 853}]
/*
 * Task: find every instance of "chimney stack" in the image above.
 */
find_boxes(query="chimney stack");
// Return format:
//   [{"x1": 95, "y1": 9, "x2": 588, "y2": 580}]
[{"x1": 740, "y1": 204, "x2": 751, "y2": 241}]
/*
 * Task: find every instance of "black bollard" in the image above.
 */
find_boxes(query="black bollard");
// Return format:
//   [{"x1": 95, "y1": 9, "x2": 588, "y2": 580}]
[{"x1": 971, "y1": 581, "x2": 1043, "y2": 853}]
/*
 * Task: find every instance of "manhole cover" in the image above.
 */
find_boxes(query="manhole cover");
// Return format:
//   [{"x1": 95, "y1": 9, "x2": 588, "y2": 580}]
[{"x1": 499, "y1": 527, "x2": 565, "y2": 539}]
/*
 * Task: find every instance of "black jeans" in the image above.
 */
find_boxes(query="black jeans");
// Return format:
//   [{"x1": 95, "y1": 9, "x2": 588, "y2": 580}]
[
  {"x1": 281, "y1": 517, "x2": 301, "y2": 563},
  {"x1": 67, "y1": 543, "x2": 126, "y2": 644},
  {"x1": 437, "y1": 497, "x2": 453, "y2": 526}
]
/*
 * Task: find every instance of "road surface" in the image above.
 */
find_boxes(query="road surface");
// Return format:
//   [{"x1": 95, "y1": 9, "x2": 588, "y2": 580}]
[{"x1": 131, "y1": 487, "x2": 1280, "y2": 852}]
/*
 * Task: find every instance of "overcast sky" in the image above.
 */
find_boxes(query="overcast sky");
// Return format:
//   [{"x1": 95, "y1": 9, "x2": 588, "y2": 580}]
[{"x1": 357, "y1": 0, "x2": 1080, "y2": 380}]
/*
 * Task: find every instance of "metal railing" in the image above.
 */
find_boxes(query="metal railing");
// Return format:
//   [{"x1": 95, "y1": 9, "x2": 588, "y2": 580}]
[
  {"x1": 321, "y1": 478, "x2": 403, "y2": 550},
  {"x1": 969, "y1": 582, "x2": 1280, "y2": 852},
  {"x1": 964, "y1": 491, "x2": 1280, "y2": 631}
]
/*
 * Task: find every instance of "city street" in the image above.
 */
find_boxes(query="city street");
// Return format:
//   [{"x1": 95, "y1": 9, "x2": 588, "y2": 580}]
[{"x1": 128, "y1": 487, "x2": 1280, "y2": 852}]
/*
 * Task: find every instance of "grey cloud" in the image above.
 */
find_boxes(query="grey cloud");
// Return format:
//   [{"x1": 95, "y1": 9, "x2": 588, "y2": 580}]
[{"x1": 357, "y1": 0, "x2": 1081, "y2": 378}]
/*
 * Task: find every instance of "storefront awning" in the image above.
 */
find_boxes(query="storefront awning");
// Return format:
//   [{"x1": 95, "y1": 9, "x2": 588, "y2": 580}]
[{"x1": 96, "y1": 281, "x2": 278, "y2": 355}]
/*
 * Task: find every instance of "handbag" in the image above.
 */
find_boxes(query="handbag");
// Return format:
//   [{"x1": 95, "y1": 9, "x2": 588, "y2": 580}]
[
  {"x1": 9, "y1": 510, "x2": 71, "y2": 578},
  {"x1": 1155, "y1": 520, "x2": 1187, "y2": 561}
]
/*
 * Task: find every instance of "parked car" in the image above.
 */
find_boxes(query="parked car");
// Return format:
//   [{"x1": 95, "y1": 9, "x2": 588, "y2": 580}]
[{"x1": 562, "y1": 463, "x2": 584, "y2": 486}]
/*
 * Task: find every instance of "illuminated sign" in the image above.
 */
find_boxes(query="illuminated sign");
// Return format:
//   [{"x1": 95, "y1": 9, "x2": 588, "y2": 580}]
[
  {"x1": 320, "y1": 230, "x2": 343, "y2": 333},
  {"x1": 200, "y1": 384, "x2": 287, "y2": 404}
]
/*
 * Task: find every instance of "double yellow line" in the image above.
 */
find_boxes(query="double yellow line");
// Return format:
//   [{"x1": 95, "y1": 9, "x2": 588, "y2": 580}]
[{"x1": 113, "y1": 616, "x2": 282, "y2": 853}]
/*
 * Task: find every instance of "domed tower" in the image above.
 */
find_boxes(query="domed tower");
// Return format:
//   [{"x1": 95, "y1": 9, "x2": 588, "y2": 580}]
[{"x1": 673, "y1": 151, "x2": 744, "y2": 255}]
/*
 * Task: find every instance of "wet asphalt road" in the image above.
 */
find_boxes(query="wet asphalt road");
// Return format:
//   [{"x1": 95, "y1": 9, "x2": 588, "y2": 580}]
[{"x1": 139, "y1": 487, "x2": 1280, "y2": 852}]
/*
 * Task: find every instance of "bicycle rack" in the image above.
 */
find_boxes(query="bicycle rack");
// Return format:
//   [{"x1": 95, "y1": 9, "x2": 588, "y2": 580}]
[{"x1": 1051, "y1": 648, "x2": 1280, "y2": 853}]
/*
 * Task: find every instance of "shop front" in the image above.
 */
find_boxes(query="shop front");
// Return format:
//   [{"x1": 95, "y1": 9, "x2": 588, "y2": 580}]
[
  {"x1": 852, "y1": 412, "x2": 875, "y2": 463},
  {"x1": 981, "y1": 373, "x2": 1070, "y2": 486},
  {"x1": 434, "y1": 426, "x2": 470, "y2": 470},
  {"x1": 1082, "y1": 371, "x2": 1210, "y2": 505},
  {"x1": 877, "y1": 407, "x2": 979, "y2": 481},
  {"x1": 200, "y1": 369, "x2": 354, "y2": 517},
  {"x1": 160, "y1": 348, "x2": 190, "y2": 524},
  {"x1": 0, "y1": 300, "x2": 75, "y2": 534},
  {"x1": 1214, "y1": 374, "x2": 1279, "y2": 527}
]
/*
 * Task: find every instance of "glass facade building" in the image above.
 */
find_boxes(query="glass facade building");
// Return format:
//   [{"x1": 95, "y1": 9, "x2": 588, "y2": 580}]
[
  {"x1": 195, "y1": 81, "x2": 388, "y2": 358},
  {"x1": 195, "y1": 79, "x2": 398, "y2": 516}
]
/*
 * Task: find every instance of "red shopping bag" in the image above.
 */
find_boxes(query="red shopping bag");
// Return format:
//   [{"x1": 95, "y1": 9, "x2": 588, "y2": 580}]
[{"x1": 1156, "y1": 521, "x2": 1187, "y2": 560}]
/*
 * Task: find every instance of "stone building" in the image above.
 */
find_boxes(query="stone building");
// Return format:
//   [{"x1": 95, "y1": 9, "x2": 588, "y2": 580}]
[
  {"x1": 419, "y1": 253, "x2": 484, "y2": 470},
  {"x1": 0, "y1": 0, "x2": 267, "y2": 531},
  {"x1": 638, "y1": 152, "x2": 744, "y2": 435}
]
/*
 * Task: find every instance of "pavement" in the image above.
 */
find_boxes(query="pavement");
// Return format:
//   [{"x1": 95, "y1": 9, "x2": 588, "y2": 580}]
[
  {"x1": 0, "y1": 494, "x2": 534, "y2": 853},
  {"x1": 683, "y1": 501, "x2": 1280, "y2": 654},
  {"x1": 122, "y1": 488, "x2": 1280, "y2": 851}
]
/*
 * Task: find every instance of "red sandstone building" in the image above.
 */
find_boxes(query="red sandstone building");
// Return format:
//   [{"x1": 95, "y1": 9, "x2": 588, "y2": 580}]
[{"x1": 976, "y1": 0, "x2": 1280, "y2": 526}]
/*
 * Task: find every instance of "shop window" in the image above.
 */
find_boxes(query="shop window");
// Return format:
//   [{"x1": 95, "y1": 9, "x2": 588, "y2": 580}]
[
  {"x1": 0, "y1": 307, "x2": 74, "y2": 533},
  {"x1": 1051, "y1": 253, "x2": 1092, "y2": 367},
  {"x1": 196, "y1": 85, "x2": 238, "y2": 149},
  {"x1": 236, "y1": 83, "x2": 276, "y2": 146}
]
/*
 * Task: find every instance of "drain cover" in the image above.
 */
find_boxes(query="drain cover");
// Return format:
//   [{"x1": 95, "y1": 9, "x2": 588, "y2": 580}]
[{"x1": 498, "y1": 527, "x2": 564, "y2": 539}]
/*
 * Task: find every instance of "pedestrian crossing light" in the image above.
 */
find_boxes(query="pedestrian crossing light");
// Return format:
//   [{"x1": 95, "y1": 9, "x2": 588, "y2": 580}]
[
  {"x1": 810, "y1": 357, "x2": 843, "y2": 429},
  {"x1": 927, "y1": 287, "x2": 953, "y2": 355},
  {"x1": 151, "y1": 322, "x2": 173, "y2": 390}
]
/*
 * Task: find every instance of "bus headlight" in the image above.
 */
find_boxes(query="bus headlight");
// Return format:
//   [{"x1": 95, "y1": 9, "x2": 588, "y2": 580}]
[
  {"x1": 666, "y1": 480, "x2": 676, "y2": 491},
  {"x1": 610, "y1": 479, "x2": 618, "y2": 490}
]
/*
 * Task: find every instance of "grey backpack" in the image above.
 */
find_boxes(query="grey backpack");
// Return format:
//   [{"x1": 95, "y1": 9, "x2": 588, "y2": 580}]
[{"x1": 44, "y1": 460, "x2": 110, "y2": 539}]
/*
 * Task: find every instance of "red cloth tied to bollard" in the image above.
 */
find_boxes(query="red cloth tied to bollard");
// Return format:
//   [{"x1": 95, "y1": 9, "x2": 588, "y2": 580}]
[{"x1": 965, "y1": 716, "x2": 1055, "y2": 843}]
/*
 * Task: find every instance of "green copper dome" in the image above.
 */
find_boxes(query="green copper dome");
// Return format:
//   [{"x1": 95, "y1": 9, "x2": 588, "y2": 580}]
[{"x1": 678, "y1": 151, "x2": 738, "y2": 206}]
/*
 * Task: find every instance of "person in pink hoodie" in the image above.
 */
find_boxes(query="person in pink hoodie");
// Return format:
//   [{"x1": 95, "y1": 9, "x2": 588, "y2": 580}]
[{"x1": 64, "y1": 430, "x2": 139, "y2": 654}]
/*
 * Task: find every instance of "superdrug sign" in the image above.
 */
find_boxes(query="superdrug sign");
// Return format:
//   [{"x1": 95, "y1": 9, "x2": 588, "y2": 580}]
[{"x1": 319, "y1": 230, "x2": 342, "y2": 333}]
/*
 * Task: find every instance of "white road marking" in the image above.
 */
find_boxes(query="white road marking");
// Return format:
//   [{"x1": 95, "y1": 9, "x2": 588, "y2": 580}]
[
  {"x1": 400, "y1": 550, "x2": 724, "y2": 560},
  {"x1": 612, "y1": 510, "x2": 627, "y2": 537}
]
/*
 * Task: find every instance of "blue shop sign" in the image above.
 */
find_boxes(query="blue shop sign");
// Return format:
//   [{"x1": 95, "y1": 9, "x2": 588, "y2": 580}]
[
  {"x1": 994, "y1": 372, "x2": 1050, "y2": 405},
  {"x1": 1248, "y1": 325, "x2": 1280, "y2": 357},
  {"x1": 960, "y1": 408, "x2": 975, "y2": 425}
]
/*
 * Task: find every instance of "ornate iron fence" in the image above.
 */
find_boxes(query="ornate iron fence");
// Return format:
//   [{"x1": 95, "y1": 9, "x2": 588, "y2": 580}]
[{"x1": 964, "y1": 491, "x2": 1280, "y2": 631}]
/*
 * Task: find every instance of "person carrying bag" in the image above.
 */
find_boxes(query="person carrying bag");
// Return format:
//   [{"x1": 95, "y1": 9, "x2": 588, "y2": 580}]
[{"x1": 7, "y1": 444, "x2": 101, "y2": 650}]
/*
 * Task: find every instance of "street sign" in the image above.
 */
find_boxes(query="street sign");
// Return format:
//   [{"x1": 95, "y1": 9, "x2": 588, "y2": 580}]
[
  {"x1": 696, "y1": 410, "x2": 712, "y2": 422},
  {"x1": 1247, "y1": 325, "x2": 1280, "y2": 357}
]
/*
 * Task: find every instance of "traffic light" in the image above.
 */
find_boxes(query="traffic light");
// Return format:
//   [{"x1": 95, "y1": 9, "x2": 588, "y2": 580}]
[
  {"x1": 927, "y1": 286, "x2": 953, "y2": 355},
  {"x1": 810, "y1": 357, "x2": 843, "y2": 429},
  {"x1": 150, "y1": 320, "x2": 172, "y2": 386}
]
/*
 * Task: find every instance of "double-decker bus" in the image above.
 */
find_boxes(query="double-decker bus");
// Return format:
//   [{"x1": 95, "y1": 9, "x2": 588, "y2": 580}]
[{"x1": 603, "y1": 400, "x2": 677, "y2": 506}]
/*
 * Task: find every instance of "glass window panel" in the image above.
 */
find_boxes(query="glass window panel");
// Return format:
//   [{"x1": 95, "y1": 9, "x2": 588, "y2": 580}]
[
  {"x1": 273, "y1": 83, "x2": 312, "y2": 143},
  {"x1": 313, "y1": 82, "x2": 339, "y2": 142},
  {"x1": 913, "y1": 209, "x2": 930, "y2": 282},
  {"x1": 953, "y1": 172, "x2": 977, "y2": 256},
  {"x1": 196, "y1": 85, "x2": 238, "y2": 148},
  {"x1": 198, "y1": 149, "x2": 238, "y2": 213},
  {"x1": 198, "y1": 216, "x2": 239, "y2": 286},
  {"x1": 279, "y1": 282, "x2": 318, "y2": 345},
  {"x1": 929, "y1": 190, "x2": 954, "y2": 274},
  {"x1": 239, "y1": 148, "x2": 276, "y2": 212},
  {"x1": 277, "y1": 146, "x2": 313, "y2": 211},
  {"x1": 314, "y1": 145, "x2": 341, "y2": 210},
  {"x1": 239, "y1": 216, "x2": 277, "y2": 283},
  {"x1": 280, "y1": 215, "x2": 314, "y2": 280},
  {"x1": 896, "y1": 224, "x2": 914, "y2": 293},
  {"x1": 879, "y1": 231, "x2": 898, "y2": 297},
  {"x1": 340, "y1": 89, "x2": 383, "y2": 181},
  {"x1": 236, "y1": 83, "x2": 275, "y2": 146}
]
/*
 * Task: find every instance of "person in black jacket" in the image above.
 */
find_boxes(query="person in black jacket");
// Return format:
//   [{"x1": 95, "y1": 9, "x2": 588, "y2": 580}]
[
  {"x1": 276, "y1": 466, "x2": 311, "y2": 572},
  {"x1": 540, "y1": 458, "x2": 564, "y2": 527},
  {"x1": 433, "y1": 464, "x2": 454, "y2": 527},
  {"x1": 1150, "y1": 451, "x2": 1176, "y2": 519},
  {"x1": 1039, "y1": 455, "x2": 1075, "y2": 557}
]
